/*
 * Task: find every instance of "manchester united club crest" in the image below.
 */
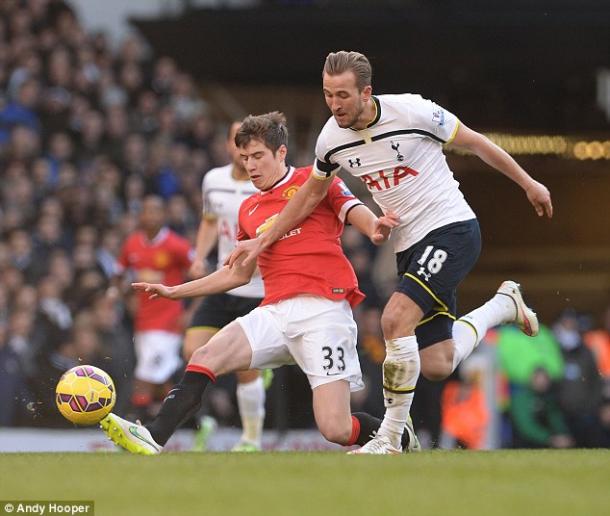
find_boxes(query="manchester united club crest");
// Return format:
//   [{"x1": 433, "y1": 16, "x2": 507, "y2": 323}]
[
  {"x1": 282, "y1": 185, "x2": 300, "y2": 199},
  {"x1": 153, "y1": 251, "x2": 170, "y2": 268}
]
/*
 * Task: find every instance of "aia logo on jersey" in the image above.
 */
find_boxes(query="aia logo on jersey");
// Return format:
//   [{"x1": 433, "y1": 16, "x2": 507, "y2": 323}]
[
  {"x1": 361, "y1": 166, "x2": 419, "y2": 191},
  {"x1": 282, "y1": 185, "x2": 300, "y2": 199}
]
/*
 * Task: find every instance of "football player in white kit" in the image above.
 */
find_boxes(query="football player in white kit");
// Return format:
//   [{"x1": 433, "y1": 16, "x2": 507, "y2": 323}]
[
  {"x1": 230, "y1": 51, "x2": 553, "y2": 454},
  {"x1": 185, "y1": 122, "x2": 268, "y2": 452}
]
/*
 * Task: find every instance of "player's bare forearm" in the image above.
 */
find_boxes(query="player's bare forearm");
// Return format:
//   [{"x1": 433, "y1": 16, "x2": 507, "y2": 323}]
[
  {"x1": 174, "y1": 267, "x2": 249, "y2": 298},
  {"x1": 346, "y1": 205, "x2": 400, "y2": 245},
  {"x1": 452, "y1": 123, "x2": 553, "y2": 218},
  {"x1": 134, "y1": 257, "x2": 255, "y2": 300}
]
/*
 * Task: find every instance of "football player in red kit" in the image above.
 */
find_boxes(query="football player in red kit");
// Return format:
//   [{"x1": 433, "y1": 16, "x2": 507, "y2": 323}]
[{"x1": 100, "y1": 112, "x2": 403, "y2": 454}]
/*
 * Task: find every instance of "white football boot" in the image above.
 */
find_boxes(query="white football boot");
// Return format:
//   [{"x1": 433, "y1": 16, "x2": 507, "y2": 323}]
[
  {"x1": 496, "y1": 281, "x2": 539, "y2": 337},
  {"x1": 348, "y1": 434, "x2": 402, "y2": 455},
  {"x1": 100, "y1": 413, "x2": 162, "y2": 455}
]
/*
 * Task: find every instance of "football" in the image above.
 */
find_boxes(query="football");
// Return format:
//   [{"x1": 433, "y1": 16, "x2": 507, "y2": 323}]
[{"x1": 55, "y1": 365, "x2": 116, "y2": 425}]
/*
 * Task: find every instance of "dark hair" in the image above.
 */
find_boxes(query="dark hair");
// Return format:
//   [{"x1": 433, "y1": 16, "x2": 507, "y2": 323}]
[
  {"x1": 323, "y1": 51, "x2": 372, "y2": 91},
  {"x1": 235, "y1": 111, "x2": 288, "y2": 154}
]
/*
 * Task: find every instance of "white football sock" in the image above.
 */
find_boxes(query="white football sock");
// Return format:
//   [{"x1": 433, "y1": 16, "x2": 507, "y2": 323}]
[
  {"x1": 451, "y1": 292, "x2": 516, "y2": 372},
  {"x1": 377, "y1": 336, "x2": 420, "y2": 449},
  {"x1": 236, "y1": 376, "x2": 265, "y2": 446},
  {"x1": 451, "y1": 320, "x2": 479, "y2": 372}
]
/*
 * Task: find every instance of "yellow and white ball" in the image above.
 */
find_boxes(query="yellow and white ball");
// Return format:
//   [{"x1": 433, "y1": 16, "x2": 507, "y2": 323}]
[{"x1": 55, "y1": 365, "x2": 116, "y2": 425}]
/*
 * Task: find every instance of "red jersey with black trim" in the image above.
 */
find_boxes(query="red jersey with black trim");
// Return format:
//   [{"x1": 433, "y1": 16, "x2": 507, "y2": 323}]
[
  {"x1": 118, "y1": 227, "x2": 193, "y2": 333},
  {"x1": 237, "y1": 166, "x2": 365, "y2": 308}
]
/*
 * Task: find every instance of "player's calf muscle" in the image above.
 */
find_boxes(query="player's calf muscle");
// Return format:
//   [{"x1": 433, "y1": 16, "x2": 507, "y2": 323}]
[{"x1": 419, "y1": 343, "x2": 454, "y2": 381}]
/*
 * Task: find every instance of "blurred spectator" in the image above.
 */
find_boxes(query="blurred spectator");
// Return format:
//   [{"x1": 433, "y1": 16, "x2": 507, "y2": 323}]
[
  {"x1": 0, "y1": 321, "x2": 27, "y2": 426},
  {"x1": 497, "y1": 324, "x2": 564, "y2": 385},
  {"x1": 510, "y1": 367, "x2": 573, "y2": 449},
  {"x1": 29, "y1": 325, "x2": 102, "y2": 428},
  {"x1": 89, "y1": 293, "x2": 134, "y2": 416},
  {"x1": 440, "y1": 364, "x2": 489, "y2": 450},
  {"x1": 0, "y1": 77, "x2": 40, "y2": 145},
  {"x1": 30, "y1": 275, "x2": 72, "y2": 359},
  {"x1": 584, "y1": 304, "x2": 610, "y2": 379},
  {"x1": 553, "y1": 310, "x2": 604, "y2": 447}
]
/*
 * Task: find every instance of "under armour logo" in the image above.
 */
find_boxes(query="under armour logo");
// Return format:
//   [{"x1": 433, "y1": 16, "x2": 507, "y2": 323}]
[
  {"x1": 417, "y1": 267, "x2": 432, "y2": 282},
  {"x1": 349, "y1": 158, "x2": 361, "y2": 168},
  {"x1": 391, "y1": 141, "x2": 404, "y2": 162}
]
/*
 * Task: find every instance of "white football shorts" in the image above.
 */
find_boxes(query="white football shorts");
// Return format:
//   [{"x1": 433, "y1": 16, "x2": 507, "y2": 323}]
[
  {"x1": 236, "y1": 296, "x2": 364, "y2": 391},
  {"x1": 133, "y1": 330, "x2": 183, "y2": 384}
]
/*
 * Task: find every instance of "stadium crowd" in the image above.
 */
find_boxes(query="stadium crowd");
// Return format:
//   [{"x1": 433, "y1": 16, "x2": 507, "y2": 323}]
[{"x1": 0, "y1": 0, "x2": 608, "y2": 449}]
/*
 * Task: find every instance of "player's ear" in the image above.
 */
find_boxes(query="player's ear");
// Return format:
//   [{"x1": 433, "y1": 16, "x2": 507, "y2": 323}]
[
  {"x1": 277, "y1": 144, "x2": 288, "y2": 161},
  {"x1": 361, "y1": 85, "x2": 373, "y2": 101}
]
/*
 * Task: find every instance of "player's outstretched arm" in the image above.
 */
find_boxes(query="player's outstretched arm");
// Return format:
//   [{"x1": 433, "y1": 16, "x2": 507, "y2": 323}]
[
  {"x1": 346, "y1": 205, "x2": 400, "y2": 245},
  {"x1": 228, "y1": 173, "x2": 333, "y2": 266},
  {"x1": 133, "y1": 254, "x2": 257, "y2": 300},
  {"x1": 451, "y1": 123, "x2": 553, "y2": 218}
]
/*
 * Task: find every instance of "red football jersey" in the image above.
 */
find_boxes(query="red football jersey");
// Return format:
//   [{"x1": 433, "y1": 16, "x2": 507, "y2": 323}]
[
  {"x1": 118, "y1": 227, "x2": 192, "y2": 333},
  {"x1": 237, "y1": 166, "x2": 365, "y2": 307}
]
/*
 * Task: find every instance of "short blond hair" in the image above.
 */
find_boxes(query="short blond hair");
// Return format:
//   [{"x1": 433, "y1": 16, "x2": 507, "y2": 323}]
[{"x1": 323, "y1": 51, "x2": 372, "y2": 91}]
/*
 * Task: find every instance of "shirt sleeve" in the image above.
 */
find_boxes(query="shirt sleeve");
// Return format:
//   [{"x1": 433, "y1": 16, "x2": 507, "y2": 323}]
[
  {"x1": 312, "y1": 132, "x2": 340, "y2": 180},
  {"x1": 407, "y1": 95, "x2": 460, "y2": 144},
  {"x1": 201, "y1": 174, "x2": 217, "y2": 220},
  {"x1": 326, "y1": 177, "x2": 364, "y2": 222}
]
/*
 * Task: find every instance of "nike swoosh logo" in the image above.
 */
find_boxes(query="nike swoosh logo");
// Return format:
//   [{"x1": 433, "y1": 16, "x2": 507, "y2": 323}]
[
  {"x1": 129, "y1": 426, "x2": 161, "y2": 451},
  {"x1": 248, "y1": 204, "x2": 259, "y2": 216}
]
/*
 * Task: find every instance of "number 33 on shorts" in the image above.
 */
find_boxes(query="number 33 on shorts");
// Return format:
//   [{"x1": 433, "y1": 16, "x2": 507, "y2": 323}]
[
  {"x1": 416, "y1": 245, "x2": 447, "y2": 282},
  {"x1": 321, "y1": 345, "x2": 346, "y2": 375}
]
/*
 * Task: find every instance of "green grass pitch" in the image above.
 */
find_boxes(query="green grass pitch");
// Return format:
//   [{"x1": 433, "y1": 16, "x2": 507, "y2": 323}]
[{"x1": 1, "y1": 450, "x2": 608, "y2": 516}]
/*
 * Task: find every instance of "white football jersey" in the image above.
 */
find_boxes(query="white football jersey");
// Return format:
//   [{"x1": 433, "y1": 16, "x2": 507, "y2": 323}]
[
  {"x1": 313, "y1": 94, "x2": 476, "y2": 253},
  {"x1": 201, "y1": 164, "x2": 264, "y2": 298}
]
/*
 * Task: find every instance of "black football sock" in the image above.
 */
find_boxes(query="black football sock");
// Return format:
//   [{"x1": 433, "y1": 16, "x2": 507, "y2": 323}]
[
  {"x1": 146, "y1": 366, "x2": 215, "y2": 446},
  {"x1": 351, "y1": 412, "x2": 411, "y2": 449}
]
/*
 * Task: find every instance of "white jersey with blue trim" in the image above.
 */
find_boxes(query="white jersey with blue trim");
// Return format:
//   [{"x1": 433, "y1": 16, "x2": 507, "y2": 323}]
[
  {"x1": 201, "y1": 164, "x2": 264, "y2": 298},
  {"x1": 313, "y1": 94, "x2": 476, "y2": 253}
]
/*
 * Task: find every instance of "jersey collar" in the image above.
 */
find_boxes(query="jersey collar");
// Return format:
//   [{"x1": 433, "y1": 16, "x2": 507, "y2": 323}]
[
  {"x1": 366, "y1": 96, "x2": 381, "y2": 128},
  {"x1": 142, "y1": 226, "x2": 169, "y2": 246},
  {"x1": 261, "y1": 166, "x2": 294, "y2": 194}
]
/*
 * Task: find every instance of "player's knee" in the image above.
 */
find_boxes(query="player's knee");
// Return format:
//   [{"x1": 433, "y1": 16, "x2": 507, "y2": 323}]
[
  {"x1": 420, "y1": 360, "x2": 452, "y2": 382},
  {"x1": 189, "y1": 344, "x2": 213, "y2": 367},
  {"x1": 381, "y1": 307, "x2": 417, "y2": 338}
]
